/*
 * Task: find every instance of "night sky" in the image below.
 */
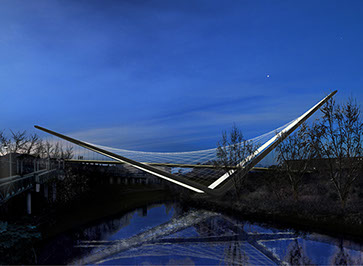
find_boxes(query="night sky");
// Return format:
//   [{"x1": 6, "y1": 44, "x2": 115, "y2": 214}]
[{"x1": 1, "y1": 0, "x2": 363, "y2": 152}]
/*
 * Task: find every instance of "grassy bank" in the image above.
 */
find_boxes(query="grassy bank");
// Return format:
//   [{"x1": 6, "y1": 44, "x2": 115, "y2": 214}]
[
  {"x1": 185, "y1": 196, "x2": 363, "y2": 241},
  {"x1": 183, "y1": 171, "x2": 363, "y2": 242}
]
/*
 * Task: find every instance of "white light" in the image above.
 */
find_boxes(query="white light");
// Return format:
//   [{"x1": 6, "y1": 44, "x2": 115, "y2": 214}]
[
  {"x1": 208, "y1": 92, "x2": 332, "y2": 190},
  {"x1": 84, "y1": 147, "x2": 205, "y2": 193}
]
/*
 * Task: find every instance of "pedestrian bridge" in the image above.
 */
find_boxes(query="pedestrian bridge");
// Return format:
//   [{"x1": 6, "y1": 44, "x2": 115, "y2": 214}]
[{"x1": 35, "y1": 91, "x2": 337, "y2": 197}]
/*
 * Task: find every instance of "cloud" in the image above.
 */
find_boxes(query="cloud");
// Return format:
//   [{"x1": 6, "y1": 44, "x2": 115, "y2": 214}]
[{"x1": 65, "y1": 89, "x2": 327, "y2": 152}]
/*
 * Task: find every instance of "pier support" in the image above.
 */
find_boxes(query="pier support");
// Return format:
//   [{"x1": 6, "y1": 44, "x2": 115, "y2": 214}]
[
  {"x1": 9, "y1": 153, "x2": 12, "y2": 177},
  {"x1": 27, "y1": 192, "x2": 31, "y2": 215},
  {"x1": 44, "y1": 184, "x2": 48, "y2": 199},
  {"x1": 52, "y1": 183, "x2": 57, "y2": 202},
  {"x1": 35, "y1": 175, "x2": 40, "y2": 192}
]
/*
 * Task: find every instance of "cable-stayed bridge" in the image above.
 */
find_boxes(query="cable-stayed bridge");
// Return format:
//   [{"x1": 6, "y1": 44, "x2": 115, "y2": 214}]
[
  {"x1": 0, "y1": 91, "x2": 337, "y2": 214},
  {"x1": 35, "y1": 91, "x2": 337, "y2": 196}
]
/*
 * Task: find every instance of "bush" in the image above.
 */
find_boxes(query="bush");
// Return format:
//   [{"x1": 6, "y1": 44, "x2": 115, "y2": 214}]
[{"x1": 0, "y1": 223, "x2": 41, "y2": 264}]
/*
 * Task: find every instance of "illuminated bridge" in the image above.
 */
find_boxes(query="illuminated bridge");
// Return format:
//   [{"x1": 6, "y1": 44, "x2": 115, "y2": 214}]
[
  {"x1": 35, "y1": 91, "x2": 337, "y2": 197},
  {"x1": 0, "y1": 91, "x2": 337, "y2": 214}
]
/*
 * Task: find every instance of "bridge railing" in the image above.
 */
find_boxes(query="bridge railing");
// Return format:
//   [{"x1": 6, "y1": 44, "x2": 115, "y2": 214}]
[
  {"x1": 0, "y1": 168, "x2": 58, "y2": 204},
  {"x1": 0, "y1": 153, "x2": 63, "y2": 179},
  {"x1": 0, "y1": 153, "x2": 62, "y2": 204}
]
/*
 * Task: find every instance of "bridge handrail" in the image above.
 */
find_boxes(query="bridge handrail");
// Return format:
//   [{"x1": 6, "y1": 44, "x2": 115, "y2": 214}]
[{"x1": 0, "y1": 169, "x2": 56, "y2": 187}]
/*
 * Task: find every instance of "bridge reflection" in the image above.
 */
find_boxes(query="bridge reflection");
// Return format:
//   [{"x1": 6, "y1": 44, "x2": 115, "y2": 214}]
[
  {"x1": 36, "y1": 203, "x2": 363, "y2": 265},
  {"x1": 67, "y1": 204, "x2": 363, "y2": 265},
  {"x1": 74, "y1": 208, "x2": 291, "y2": 265}
]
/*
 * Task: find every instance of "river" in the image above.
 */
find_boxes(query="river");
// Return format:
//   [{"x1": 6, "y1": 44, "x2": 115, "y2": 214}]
[{"x1": 38, "y1": 202, "x2": 363, "y2": 265}]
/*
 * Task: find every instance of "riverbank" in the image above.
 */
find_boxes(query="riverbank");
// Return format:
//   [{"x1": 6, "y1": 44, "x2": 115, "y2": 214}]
[
  {"x1": 187, "y1": 196, "x2": 362, "y2": 239},
  {"x1": 40, "y1": 171, "x2": 363, "y2": 243},
  {"x1": 0, "y1": 183, "x2": 173, "y2": 264},
  {"x1": 38, "y1": 184, "x2": 173, "y2": 240},
  {"x1": 183, "y1": 173, "x2": 363, "y2": 243}
]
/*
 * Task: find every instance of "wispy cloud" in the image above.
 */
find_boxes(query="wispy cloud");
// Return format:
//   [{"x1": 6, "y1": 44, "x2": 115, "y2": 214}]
[
  {"x1": 68, "y1": 91, "x2": 322, "y2": 152},
  {"x1": 2, "y1": 1, "x2": 362, "y2": 152}
]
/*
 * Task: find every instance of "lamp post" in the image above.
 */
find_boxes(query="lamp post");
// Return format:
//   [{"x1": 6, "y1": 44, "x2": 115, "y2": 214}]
[{"x1": 4, "y1": 145, "x2": 12, "y2": 177}]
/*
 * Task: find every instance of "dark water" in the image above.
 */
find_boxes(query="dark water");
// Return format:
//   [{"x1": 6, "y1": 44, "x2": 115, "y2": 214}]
[{"x1": 39, "y1": 202, "x2": 363, "y2": 265}]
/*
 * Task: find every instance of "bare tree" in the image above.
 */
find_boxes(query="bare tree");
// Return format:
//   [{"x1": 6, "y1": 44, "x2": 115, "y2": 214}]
[
  {"x1": 33, "y1": 139, "x2": 45, "y2": 158},
  {"x1": 0, "y1": 130, "x2": 73, "y2": 160},
  {"x1": 9, "y1": 130, "x2": 28, "y2": 153},
  {"x1": 61, "y1": 146, "x2": 74, "y2": 159},
  {"x1": 215, "y1": 124, "x2": 255, "y2": 198},
  {"x1": 276, "y1": 123, "x2": 315, "y2": 200},
  {"x1": 0, "y1": 130, "x2": 9, "y2": 156},
  {"x1": 44, "y1": 140, "x2": 54, "y2": 159},
  {"x1": 316, "y1": 97, "x2": 363, "y2": 208},
  {"x1": 53, "y1": 142, "x2": 61, "y2": 159},
  {"x1": 0, "y1": 130, "x2": 38, "y2": 156},
  {"x1": 0, "y1": 132, "x2": 12, "y2": 156},
  {"x1": 25, "y1": 134, "x2": 39, "y2": 155}
]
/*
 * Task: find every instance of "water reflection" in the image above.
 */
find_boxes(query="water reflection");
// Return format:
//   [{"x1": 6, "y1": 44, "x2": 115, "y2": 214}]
[
  {"x1": 223, "y1": 241, "x2": 249, "y2": 266},
  {"x1": 74, "y1": 205, "x2": 283, "y2": 265},
  {"x1": 284, "y1": 240, "x2": 312, "y2": 265},
  {"x1": 331, "y1": 244, "x2": 363, "y2": 265},
  {"x1": 39, "y1": 202, "x2": 363, "y2": 265}
]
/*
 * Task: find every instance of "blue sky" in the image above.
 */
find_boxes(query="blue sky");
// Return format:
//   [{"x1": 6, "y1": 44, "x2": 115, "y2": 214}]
[{"x1": 1, "y1": 0, "x2": 363, "y2": 151}]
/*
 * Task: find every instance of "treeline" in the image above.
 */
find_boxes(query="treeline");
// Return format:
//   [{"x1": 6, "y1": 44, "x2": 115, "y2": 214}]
[
  {"x1": 0, "y1": 130, "x2": 73, "y2": 159},
  {"x1": 277, "y1": 97, "x2": 363, "y2": 208},
  {"x1": 216, "y1": 96, "x2": 363, "y2": 209}
]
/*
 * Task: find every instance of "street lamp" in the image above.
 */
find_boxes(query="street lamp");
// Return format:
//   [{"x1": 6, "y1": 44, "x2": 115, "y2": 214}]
[{"x1": 4, "y1": 145, "x2": 12, "y2": 177}]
